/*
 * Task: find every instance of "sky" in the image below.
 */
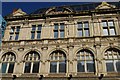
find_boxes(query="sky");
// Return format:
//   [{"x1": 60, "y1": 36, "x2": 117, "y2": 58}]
[{"x1": 2, "y1": 2, "x2": 89, "y2": 17}]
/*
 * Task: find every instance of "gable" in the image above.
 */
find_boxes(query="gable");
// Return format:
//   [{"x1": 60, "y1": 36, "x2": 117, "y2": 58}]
[
  {"x1": 96, "y1": 2, "x2": 116, "y2": 9},
  {"x1": 12, "y1": 8, "x2": 27, "y2": 16}
]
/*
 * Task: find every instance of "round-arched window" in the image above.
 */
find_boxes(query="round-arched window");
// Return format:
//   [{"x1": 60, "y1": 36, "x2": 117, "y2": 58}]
[
  {"x1": 104, "y1": 48, "x2": 120, "y2": 72},
  {"x1": 76, "y1": 49, "x2": 95, "y2": 72},
  {"x1": 1, "y1": 52, "x2": 16, "y2": 73},
  {"x1": 49, "y1": 50, "x2": 66, "y2": 73},
  {"x1": 24, "y1": 51, "x2": 40, "y2": 73}
]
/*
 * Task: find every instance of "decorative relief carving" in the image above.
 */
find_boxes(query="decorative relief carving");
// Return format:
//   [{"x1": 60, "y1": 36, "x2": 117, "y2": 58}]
[
  {"x1": 101, "y1": 37, "x2": 117, "y2": 42},
  {"x1": 48, "y1": 39, "x2": 68, "y2": 44}
]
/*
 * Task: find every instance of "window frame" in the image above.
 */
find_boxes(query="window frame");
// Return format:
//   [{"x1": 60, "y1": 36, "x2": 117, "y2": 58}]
[
  {"x1": 101, "y1": 20, "x2": 116, "y2": 36},
  {"x1": 9, "y1": 26, "x2": 20, "y2": 40},
  {"x1": 77, "y1": 21, "x2": 90, "y2": 37},
  {"x1": 76, "y1": 49, "x2": 95, "y2": 73},
  {"x1": 1, "y1": 52, "x2": 16, "y2": 73},
  {"x1": 24, "y1": 51, "x2": 40, "y2": 73},
  {"x1": 54, "y1": 23, "x2": 65, "y2": 39},
  {"x1": 31, "y1": 24, "x2": 42, "y2": 40},
  {"x1": 49, "y1": 50, "x2": 66, "y2": 73},
  {"x1": 104, "y1": 48, "x2": 120, "y2": 72}
]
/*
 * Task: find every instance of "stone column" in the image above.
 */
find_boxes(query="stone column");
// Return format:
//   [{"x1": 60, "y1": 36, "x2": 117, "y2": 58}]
[
  {"x1": 40, "y1": 45, "x2": 48, "y2": 75},
  {"x1": 94, "y1": 38, "x2": 104, "y2": 76},
  {"x1": 67, "y1": 42, "x2": 74, "y2": 75}
]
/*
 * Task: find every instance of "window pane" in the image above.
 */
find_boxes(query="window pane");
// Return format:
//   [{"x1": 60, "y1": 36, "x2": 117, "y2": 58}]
[
  {"x1": 77, "y1": 61, "x2": 85, "y2": 72},
  {"x1": 2, "y1": 63, "x2": 7, "y2": 73},
  {"x1": 54, "y1": 31, "x2": 58, "y2": 38},
  {"x1": 38, "y1": 25, "x2": 42, "y2": 31},
  {"x1": 60, "y1": 23, "x2": 64, "y2": 30},
  {"x1": 8, "y1": 62, "x2": 14, "y2": 73},
  {"x1": 106, "y1": 61, "x2": 114, "y2": 72},
  {"x1": 110, "y1": 28, "x2": 115, "y2": 35},
  {"x1": 84, "y1": 22, "x2": 89, "y2": 28},
  {"x1": 9, "y1": 34, "x2": 13, "y2": 40},
  {"x1": 60, "y1": 31, "x2": 64, "y2": 38},
  {"x1": 59, "y1": 61, "x2": 66, "y2": 73},
  {"x1": 50, "y1": 62, "x2": 57, "y2": 73},
  {"x1": 32, "y1": 25, "x2": 36, "y2": 31},
  {"x1": 86, "y1": 61, "x2": 95, "y2": 72},
  {"x1": 24, "y1": 62, "x2": 31, "y2": 73},
  {"x1": 108, "y1": 21, "x2": 114, "y2": 26},
  {"x1": 116, "y1": 61, "x2": 120, "y2": 72},
  {"x1": 16, "y1": 26, "x2": 20, "y2": 32},
  {"x1": 54, "y1": 24, "x2": 58, "y2": 30},
  {"x1": 78, "y1": 22, "x2": 82, "y2": 29},
  {"x1": 32, "y1": 62, "x2": 39, "y2": 73},
  {"x1": 15, "y1": 33, "x2": 19, "y2": 40},
  {"x1": 37, "y1": 32, "x2": 41, "y2": 39},
  {"x1": 102, "y1": 21, "x2": 107, "y2": 27},
  {"x1": 103, "y1": 29, "x2": 108, "y2": 35},
  {"x1": 31, "y1": 32, "x2": 35, "y2": 39},
  {"x1": 11, "y1": 27, "x2": 15, "y2": 33},
  {"x1": 78, "y1": 30, "x2": 82, "y2": 37},
  {"x1": 85, "y1": 29, "x2": 89, "y2": 37}
]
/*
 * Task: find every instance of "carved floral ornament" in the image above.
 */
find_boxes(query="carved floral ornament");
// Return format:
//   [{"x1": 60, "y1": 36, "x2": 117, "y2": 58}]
[{"x1": 96, "y1": 1, "x2": 116, "y2": 9}]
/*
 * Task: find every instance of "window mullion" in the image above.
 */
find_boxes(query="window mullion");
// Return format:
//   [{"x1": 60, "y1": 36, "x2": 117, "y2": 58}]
[
  {"x1": 6, "y1": 63, "x2": 9, "y2": 73},
  {"x1": 57, "y1": 61, "x2": 59, "y2": 73},
  {"x1": 113, "y1": 60, "x2": 117, "y2": 72},
  {"x1": 31, "y1": 62, "x2": 33, "y2": 73}
]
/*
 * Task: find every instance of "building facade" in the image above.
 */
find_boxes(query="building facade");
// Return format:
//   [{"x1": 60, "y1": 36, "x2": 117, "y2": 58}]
[{"x1": 0, "y1": 2, "x2": 120, "y2": 80}]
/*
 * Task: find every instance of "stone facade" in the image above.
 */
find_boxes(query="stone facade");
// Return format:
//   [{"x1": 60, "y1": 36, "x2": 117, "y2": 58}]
[{"x1": 0, "y1": 2, "x2": 120, "y2": 80}]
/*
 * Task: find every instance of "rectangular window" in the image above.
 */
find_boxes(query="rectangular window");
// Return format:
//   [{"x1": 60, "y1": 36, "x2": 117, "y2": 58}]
[
  {"x1": 77, "y1": 21, "x2": 89, "y2": 37},
  {"x1": 59, "y1": 61, "x2": 66, "y2": 73},
  {"x1": 50, "y1": 62, "x2": 57, "y2": 73},
  {"x1": 24, "y1": 62, "x2": 31, "y2": 73},
  {"x1": 54, "y1": 23, "x2": 64, "y2": 38},
  {"x1": 102, "y1": 20, "x2": 116, "y2": 36},
  {"x1": 32, "y1": 62, "x2": 39, "y2": 73},
  {"x1": 77, "y1": 61, "x2": 85, "y2": 72},
  {"x1": 2, "y1": 63, "x2": 7, "y2": 73},
  {"x1": 31, "y1": 24, "x2": 42, "y2": 39},
  {"x1": 8, "y1": 62, "x2": 14, "y2": 73},
  {"x1": 10, "y1": 26, "x2": 20, "y2": 40}
]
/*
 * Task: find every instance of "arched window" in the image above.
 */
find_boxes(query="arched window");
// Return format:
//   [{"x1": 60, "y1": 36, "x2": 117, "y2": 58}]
[
  {"x1": 24, "y1": 51, "x2": 40, "y2": 73},
  {"x1": 50, "y1": 50, "x2": 66, "y2": 73},
  {"x1": 1, "y1": 52, "x2": 16, "y2": 73},
  {"x1": 76, "y1": 49, "x2": 95, "y2": 72},
  {"x1": 104, "y1": 48, "x2": 120, "y2": 72}
]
